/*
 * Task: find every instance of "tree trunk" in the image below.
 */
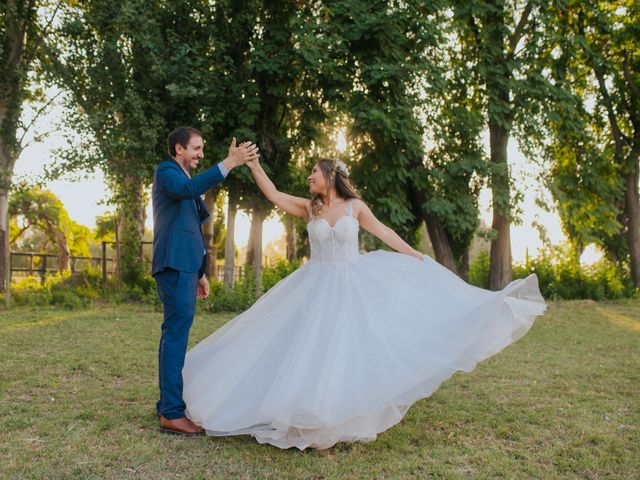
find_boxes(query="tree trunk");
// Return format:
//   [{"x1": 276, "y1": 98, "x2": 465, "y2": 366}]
[
  {"x1": 283, "y1": 215, "x2": 297, "y2": 261},
  {"x1": 54, "y1": 229, "x2": 71, "y2": 272},
  {"x1": 424, "y1": 213, "x2": 458, "y2": 274},
  {"x1": 203, "y1": 189, "x2": 217, "y2": 280},
  {"x1": 0, "y1": 189, "x2": 9, "y2": 305},
  {"x1": 1, "y1": 0, "x2": 38, "y2": 305},
  {"x1": 488, "y1": 122, "x2": 513, "y2": 290},
  {"x1": 114, "y1": 213, "x2": 122, "y2": 288},
  {"x1": 483, "y1": 2, "x2": 514, "y2": 291},
  {"x1": 625, "y1": 166, "x2": 640, "y2": 287},
  {"x1": 251, "y1": 210, "x2": 265, "y2": 296},
  {"x1": 247, "y1": 209, "x2": 265, "y2": 295},
  {"x1": 459, "y1": 251, "x2": 470, "y2": 282},
  {"x1": 0, "y1": 132, "x2": 16, "y2": 304},
  {"x1": 245, "y1": 212, "x2": 257, "y2": 267},
  {"x1": 223, "y1": 195, "x2": 237, "y2": 288},
  {"x1": 117, "y1": 174, "x2": 146, "y2": 287}
]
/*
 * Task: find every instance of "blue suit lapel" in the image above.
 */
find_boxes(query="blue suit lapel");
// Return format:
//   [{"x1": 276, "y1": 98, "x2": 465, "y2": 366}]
[{"x1": 168, "y1": 157, "x2": 211, "y2": 224}]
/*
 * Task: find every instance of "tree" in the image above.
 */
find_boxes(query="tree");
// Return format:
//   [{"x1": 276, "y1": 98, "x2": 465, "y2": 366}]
[
  {"x1": 546, "y1": 0, "x2": 640, "y2": 286},
  {"x1": 294, "y1": 1, "x2": 425, "y2": 243},
  {"x1": 450, "y1": 0, "x2": 555, "y2": 289},
  {"x1": 304, "y1": 0, "x2": 482, "y2": 274},
  {"x1": 201, "y1": 0, "x2": 331, "y2": 291},
  {"x1": 9, "y1": 183, "x2": 89, "y2": 271},
  {"x1": 202, "y1": 189, "x2": 226, "y2": 280},
  {"x1": 1, "y1": 0, "x2": 60, "y2": 303},
  {"x1": 46, "y1": 0, "x2": 214, "y2": 287}
]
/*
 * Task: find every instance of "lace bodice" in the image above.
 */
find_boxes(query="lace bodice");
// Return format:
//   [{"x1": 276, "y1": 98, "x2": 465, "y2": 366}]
[{"x1": 307, "y1": 200, "x2": 360, "y2": 263}]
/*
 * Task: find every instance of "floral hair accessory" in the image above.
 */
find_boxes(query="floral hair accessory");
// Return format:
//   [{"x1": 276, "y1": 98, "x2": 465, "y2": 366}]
[{"x1": 334, "y1": 159, "x2": 349, "y2": 177}]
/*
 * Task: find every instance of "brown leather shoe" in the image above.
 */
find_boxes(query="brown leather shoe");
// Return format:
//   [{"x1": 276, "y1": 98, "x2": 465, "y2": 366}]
[{"x1": 159, "y1": 415, "x2": 205, "y2": 436}]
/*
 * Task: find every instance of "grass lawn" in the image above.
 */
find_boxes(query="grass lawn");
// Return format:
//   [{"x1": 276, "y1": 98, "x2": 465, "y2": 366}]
[{"x1": 1, "y1": 299, "x2": 639, "y2": 479}]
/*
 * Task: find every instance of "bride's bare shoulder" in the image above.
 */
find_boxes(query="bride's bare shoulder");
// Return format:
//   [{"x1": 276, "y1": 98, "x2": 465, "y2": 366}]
[{"x1": 351, "y1": 198, "x2": 369, "y2": 214}]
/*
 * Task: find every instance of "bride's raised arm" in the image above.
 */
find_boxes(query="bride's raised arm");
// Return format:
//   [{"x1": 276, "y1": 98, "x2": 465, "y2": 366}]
[
  {"x1": 246, "y1": 158, "x2": 310, "y2": 221},
  {"x1": 355, "y1": 199, "x2": 424, "y2": 261}
]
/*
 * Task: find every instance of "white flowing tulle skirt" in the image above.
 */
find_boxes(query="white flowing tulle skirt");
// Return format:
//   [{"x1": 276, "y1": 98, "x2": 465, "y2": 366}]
[{"x1": 183, "y1": 251, "x2": 547, "y2": 450}]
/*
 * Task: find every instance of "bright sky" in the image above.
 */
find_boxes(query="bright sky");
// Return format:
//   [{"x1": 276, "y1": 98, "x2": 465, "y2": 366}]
[{"x1": 15, "y1": 97, "x2": 598, "y2": 264}]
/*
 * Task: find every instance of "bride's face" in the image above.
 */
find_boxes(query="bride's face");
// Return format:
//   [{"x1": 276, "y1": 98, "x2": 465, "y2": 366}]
[{"x1": 308, "y1": 164, "x2": 330, "y2": 194}]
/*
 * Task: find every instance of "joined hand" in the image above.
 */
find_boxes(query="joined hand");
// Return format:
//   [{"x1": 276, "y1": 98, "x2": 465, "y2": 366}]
[{"x1": 227, "y1": 137, "x2": 260, "y2": 168}]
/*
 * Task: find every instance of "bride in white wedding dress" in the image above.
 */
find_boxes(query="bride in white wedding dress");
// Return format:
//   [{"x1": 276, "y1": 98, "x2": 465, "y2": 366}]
[{"x1": 182, "y1": 157, "x2": 547, "y2": 450}]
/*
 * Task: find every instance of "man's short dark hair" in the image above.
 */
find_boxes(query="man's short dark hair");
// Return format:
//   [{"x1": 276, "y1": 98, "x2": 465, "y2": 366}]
[{"x1": 167, "y1": 127, "x2": 202, "y2": 157}]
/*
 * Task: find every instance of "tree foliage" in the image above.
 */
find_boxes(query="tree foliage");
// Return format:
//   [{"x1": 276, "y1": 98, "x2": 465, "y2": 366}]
[
  {"x1": 542, "y1": 0, "x2": 640, "y2": 286},
  {"x1": 9, "y1": 182, "x2": 91, "y2": 270}
]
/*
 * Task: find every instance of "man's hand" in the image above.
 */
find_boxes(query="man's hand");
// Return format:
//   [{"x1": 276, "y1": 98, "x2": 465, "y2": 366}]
[
  {"x1": 197, "y1": 275, "x2": 210, "y2": 299},
  {"x1": 223, "y1": 137, "x2": 259, "y2": 171}
]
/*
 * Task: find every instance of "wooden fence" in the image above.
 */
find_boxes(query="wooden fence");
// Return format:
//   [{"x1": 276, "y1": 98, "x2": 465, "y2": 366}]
[{"x1": 9, "y1": 241, "x2": 245, "y2": 284}]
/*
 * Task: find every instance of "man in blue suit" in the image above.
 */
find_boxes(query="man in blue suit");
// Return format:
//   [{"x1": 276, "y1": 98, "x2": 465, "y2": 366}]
[{"x1": 152, "y1": 126, "x2": 258, "y2": 435}]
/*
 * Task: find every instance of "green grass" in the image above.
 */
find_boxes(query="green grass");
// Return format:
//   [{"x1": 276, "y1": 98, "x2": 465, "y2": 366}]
[{"x1": 1, "y1": 299, "x2": 639, "y2": 479}]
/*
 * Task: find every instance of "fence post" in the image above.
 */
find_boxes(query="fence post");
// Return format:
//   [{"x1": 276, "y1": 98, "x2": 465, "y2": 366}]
[
  {"x1": 40, "y1": 255, "x2": 47, "y2": 285},
  {"x1": 102, "y1": 241, "x2": 107, "y2": 283}
]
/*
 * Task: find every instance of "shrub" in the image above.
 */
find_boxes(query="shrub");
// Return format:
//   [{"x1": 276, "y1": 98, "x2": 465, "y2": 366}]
[
  {"x1": 11, "y1": 269, "x2": 102, "y2": 309},
  {"x1": 262, "y1": 257, "x2": 301, "y2": 291},
  {"x1": 469, "y1": 251, "x2": 490, "y2": 289},
  {"x1": 114, "y1": 274, "x2": 160, "y2": 306},
  {"x1": 205, "y1": 266, "x2": 258, "y2": 313},
  {"x1": 469, "y1": 243, "x2": 635, "y2": 301},
  {"x1": 205, "y1": 259, "x2": 302, "y2": 313}
]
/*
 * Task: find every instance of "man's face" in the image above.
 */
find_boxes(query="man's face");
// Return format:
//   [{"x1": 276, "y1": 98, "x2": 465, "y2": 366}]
[{"x1": 175, "y1": 134, "x2": 204, "y2": 170}]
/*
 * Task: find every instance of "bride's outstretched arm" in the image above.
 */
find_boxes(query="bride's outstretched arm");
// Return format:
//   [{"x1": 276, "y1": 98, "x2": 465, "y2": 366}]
[
  {"x1": 246, "y1": 158, "x2": 310, "y2": 220},
  {"x1": 356, "y1": 200, "x2": 424, "y2": 261}
]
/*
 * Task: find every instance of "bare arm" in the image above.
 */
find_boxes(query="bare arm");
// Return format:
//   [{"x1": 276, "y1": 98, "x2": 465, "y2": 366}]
[
  {"x1": 355, "y1": 199, "x2": 424, "y2": 260},
  {"x1": 247, "y1": 159, "x2": 310, "y2": 220}
]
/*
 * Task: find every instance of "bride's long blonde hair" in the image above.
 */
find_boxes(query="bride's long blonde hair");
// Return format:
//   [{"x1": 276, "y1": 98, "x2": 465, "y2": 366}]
[{"x1": 310, "y1": 158, "x2": 360, "y2": 218}]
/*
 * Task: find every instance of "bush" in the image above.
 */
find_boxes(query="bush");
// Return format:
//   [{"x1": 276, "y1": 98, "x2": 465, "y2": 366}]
[
  {"x1": 206, "y1": 266, "x2": 257, "y2": 313},
  {"x1": 469, "y1": 244, "x2": 635, "y2": 301},
  {"x1": 469, "y1": 251, "x2": 490, "y2": 288},
  {"x1": 205, "y1": 258, "x2": 302, "y2": 313},
  {"x1": 11, "y1": 269, "x2": 102, "y2": 309},
  {"x1": 262, "y1": 257, "x2": 301, "y2": 291},
  {"x1": 10, "y1": 267, "x2": 163, "y2": 309},
  {"x1": 113, "y1": 274, "x2": 160, "y2": 306}
]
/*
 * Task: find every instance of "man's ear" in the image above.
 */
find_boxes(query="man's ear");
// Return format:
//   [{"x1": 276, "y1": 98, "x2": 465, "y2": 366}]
[{"x1": 175, "y1": 143, "x2": 184, "y2": 156}]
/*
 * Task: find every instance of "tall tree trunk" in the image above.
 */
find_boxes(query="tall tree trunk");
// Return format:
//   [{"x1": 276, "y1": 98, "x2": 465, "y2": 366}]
[
  {"x1": 223, "y1": 194, "x2": 237, "y2": 288},
  {"x1": 247, "y1": 209, "x2": 265, "y2": 295},
  {"x1": 254, "y1": 210, "x2": 264, "y2": 295},
  {"x1": 0, "y1": 188, "x2": 9, "y2": 304},
  {"x1": 117, "y1": 174, "x2": 146, "y2": 286},
  {"x1": 203, "y1": 189, "x2": 217, "y2": 280},
  {"x1": 54, "y1": 229, "x2": 70, "y2": 272},
  {"x1": 1, "y1": 106, "x2": 17, "y2": 304},
  {"x1": 424, "y1": 214, "x2": 458, "y2": 274},
  {"x1": 625, "y1": 166, "x2": 640, "y2": 286},
  {"x1": 484, "y1": 1, "x2": 514, "y2": 291},
  {"x1": 459, "y1": 251, "x2": 470, "y2": 282},
  {"x1": 114, "y1": 213, "x2": 122, "y2": 288},
  {"x1": 623, "y1": 51, "x2": 640, "y2": 288},
  {"x1": 1, "y1": 0, "x2": 38, "y2": 305},
  {"x1": 284, "y1": 215, "x2": 297, "y2": 261},
  {"x1": 245, "y1": 212, "x2": 257, "y2": 267},
  {"x1": 488, "y1": 122, "x2": 513, "y2": 290}
]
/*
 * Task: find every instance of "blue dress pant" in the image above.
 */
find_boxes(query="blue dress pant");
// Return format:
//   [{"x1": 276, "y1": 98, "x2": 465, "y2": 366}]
[{"x1": 154, "y1": 268, "x2": 199, "y2": 419}]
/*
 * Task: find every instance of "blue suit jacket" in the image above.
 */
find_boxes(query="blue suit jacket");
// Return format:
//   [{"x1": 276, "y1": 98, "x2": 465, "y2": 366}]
[{"x1": 151, "y1": 158, "x2": 226, "y2": 276}]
